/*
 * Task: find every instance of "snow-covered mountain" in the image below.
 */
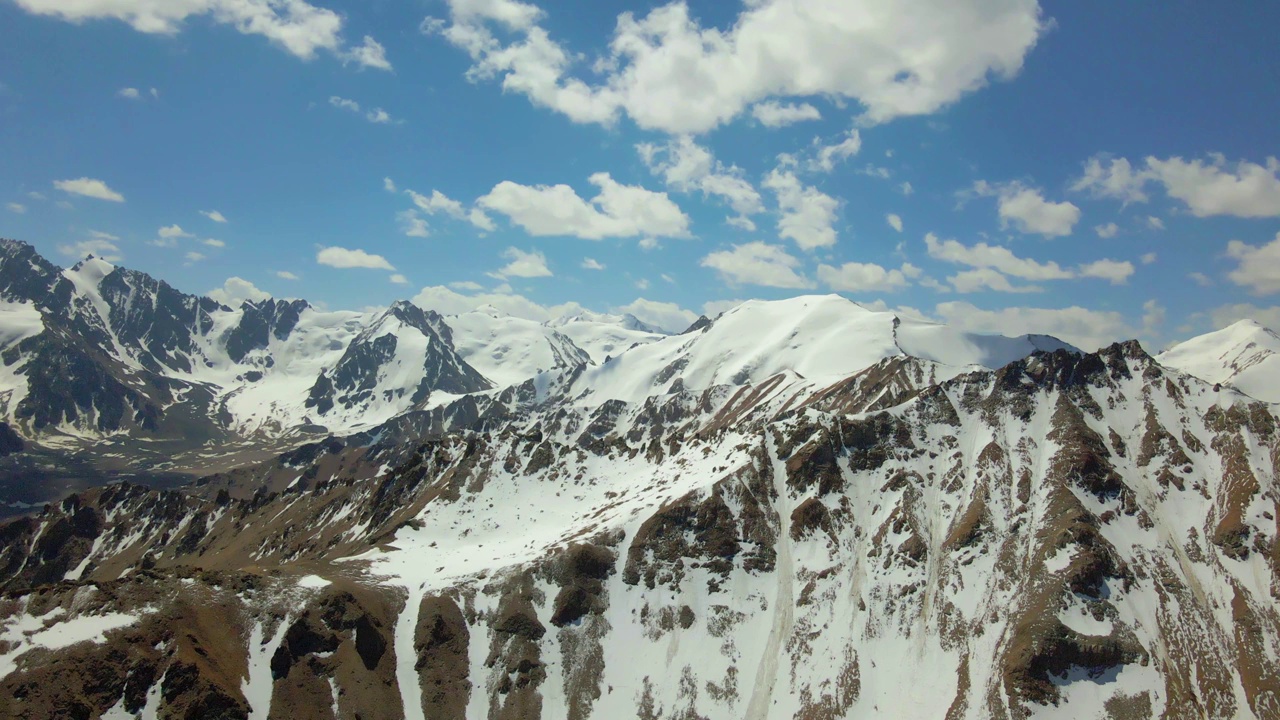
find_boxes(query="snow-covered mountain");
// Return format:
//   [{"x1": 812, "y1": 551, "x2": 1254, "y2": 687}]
[
  {"x1": 3, "y1": 237, "x2": 1280, "y2": 719},
  {"x1": 1158, "y1": 319, "x2": 1280, "y2": 403}
]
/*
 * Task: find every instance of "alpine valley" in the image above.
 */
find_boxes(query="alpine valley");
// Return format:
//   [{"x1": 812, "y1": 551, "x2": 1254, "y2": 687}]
[{"x1": 0, "y1": 238, "x2": 1277, "y2": 720}]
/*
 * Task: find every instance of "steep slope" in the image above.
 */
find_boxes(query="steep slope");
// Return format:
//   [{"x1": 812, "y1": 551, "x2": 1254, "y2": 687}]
[
  {"x1": 1158, "y1": 320, "x2": 1280, "y2": 403},
  {"x1": 2, "y1": 342, "x2": 1276, "y2": 719},
  {"x1": 447, "y1": 307, "x2": 591, "y2": 388}
]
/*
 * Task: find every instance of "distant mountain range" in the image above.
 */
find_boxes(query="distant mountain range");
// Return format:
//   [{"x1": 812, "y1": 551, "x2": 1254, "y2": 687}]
[{"x1": 0, "y1": 238, "x2": 1278, "y2": 719}]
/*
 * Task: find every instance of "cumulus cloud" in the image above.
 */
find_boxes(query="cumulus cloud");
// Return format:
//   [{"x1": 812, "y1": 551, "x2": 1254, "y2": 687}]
[
  {"x1": 14, "y1": 0, "x2": 388, "y2": 67},
  {"x1": 209, "y1": 277, "x2": 270, "y2": 307},
  {"x1": 701, "y1": 242, "x2": 813, "y2": 289},
  {"x1": 202, "y1": 238, "x2": 226, "y2": 248},
  {"x1": 276, "y1": 271, "x2": 300, "y2": 280},
  {"x1": 184, "y1": 251, "x2": 206, "y2": 265},
  {"x1": 317, "y1": 246, "x2": 396, "y2": 270},
  {"x1": 201, "y1": 209, "x2": 228, "y2": 223},
  {"x1": 1094, "y1": 222, "x2": 1118, "y2": 239},
  {"x1": 430, "y1": 0, "x2": 1045, "y2": 133},
  {"x1": 763, "y1": 169, "x2": 839, "y2": 250},
  {"x1": 398, "y1": 210, "x2": 431, "y2": 238},
  {"x1": 581, "y1": 258, "x2": 605, "y2": 270},
  {"x1": 810, "y1": 129, "x2": 862, "y2": 173},
  {"x1": 412, "y1": 283, "x2": 578, "y2": 322},
  {"x1": 6, "y1": 203, "x2": 24, "y2": 214},
  {"x1": 1188, "y1": 272, "x2": 1213, "y2": 288},
  {"x1": 1073, "y1": 153, "x2": 1280, "y2": 218},
  {"x1": 926, "y1": 233, "x2": 1133, "y2": 291},
  {"x1": 638, "y1": 137, "x2": 763, "y2": 228},
  {"x1": 887, "y1": 214, "x2": 903, "y2": 233},
  {"x1": 58, "y1": 238, "x2": 122, "y2": 263},
  {"x1": 54, "y1": 177, "x2": 125, "y2": 202},
  {"x1": 492, "y1": 247, "x2": 552, "y2": 278},
  {"x1": 1226, "y1": 233, "x2": 1280, "y2": 295},
  {"x1": 384, "y1": 177, "x2": 397, "y2": 193},
  {"x1": 613, "y1": 298, "x2": 697, "y2": 333},
  {"x1": 345, "y1": 35, "x2": 392, "y2": 70},
  {"x1": 972, "y1": 180, "x2": 1080, "y2": 237},
  {"x1": 117, "y1": 87, "x2": 140, "y2": 99},
  {"x1": 750, "y1": 101, "x2": 821, "y2": 128},
  {"x1": 158, "y1": 224, "x2": 193, "y2": 239},
  {"x1": 817, "y1": 262, "x2": 912, "y2": 293},
  {"x1": 1209, "y1": 303, "x2": 1280, "y2": 332},
  {"x1": 330, "y1": 96, "x2": 398, "y2": 124},
  {"x1": 390, "y1": 273, "x2": 409, "y2": 285},
  {"x1": 478, "y1": 172, "x2": 690, "y2": 240},
  {"x1": 933, "y1": 301, "x2": 1135, "y2": 352}
]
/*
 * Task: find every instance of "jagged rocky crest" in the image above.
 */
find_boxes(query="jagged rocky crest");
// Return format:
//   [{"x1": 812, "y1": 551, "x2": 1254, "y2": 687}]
[{"x1": 0, "y1": 241, "x2": 1278, "y2": 719}]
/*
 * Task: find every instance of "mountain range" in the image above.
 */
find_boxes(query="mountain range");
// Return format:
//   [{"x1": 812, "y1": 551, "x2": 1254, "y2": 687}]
[{"x1": 0, "y1": 238, "x2": 1277, "y2": 719}]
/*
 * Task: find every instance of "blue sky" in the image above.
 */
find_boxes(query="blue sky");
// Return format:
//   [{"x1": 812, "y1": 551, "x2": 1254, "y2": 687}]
[{"x1": 2, "y1": 0, "x2": 1279, "y2": 350}]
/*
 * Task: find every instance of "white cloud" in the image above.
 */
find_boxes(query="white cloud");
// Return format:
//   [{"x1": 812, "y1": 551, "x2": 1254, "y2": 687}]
[
  {"x1": 1147, "y1": 216, "x2": 1165, "y2": 230},
  {"x1": 638, "y1": 237, "x2": 660, "y2": 251},
  {"x1": 1071, "y1": 156, "x2": 1149, "y2": 205},
  {"x1": 449, "y1": 281, "x2": 483, "y2": 291},
  {"x1": 390, "y1": 273, "x2": 409, "y2": 285},
  {"x1": 117, "y1": 87, "x2": 140, "y2": 99},
  {"x1": 366, "y1": 108, "x2": 394, "y2": 124},
  {"x1": 811, "y1": 129, "x2": 862, "y2": 173},
  {"x1": 934, "y1": 301, "x2": 1134, "y2": 352},
  {"x1": 478, "y1": 172, "x2": 690, "y2": 240},
  {"x1": 26, "y1": 192, "x2": 46, "y2": 201},
  {"x1": 209, "y1": 277, "x2": 270, "y2": 307},
  {"x1": 926, "y1": 232, "x2": 1133, "y2": 291},
  {"x1": 614, "y1": 298, "x2": 697, "y2": 333},
  {"x1": 638, "y1": 137, "x2": 763, "y2": 226},
  {"x1": 817, "y1": 262, "x2": 912, "y2": 293},
  {"x1": 330, "y1": 96, "x2": 398, "y2": 124},
  {"x1": 1094, "y1": 222, "x2": 1118, "y2": 239},
  {"x1": 276, "y1": 270, "x2": 300, "y2": 280},
  {"x1": 53, "y1": 177, "x2": 124, "y2": 202},
  {"x1": 413, "y1": 284, "x2": 577, "y2": 322},
  {"x1": 433, "y1": 0, "x2": 1045, "y2": 133},
  {"x1": 581, "y1": 257, "x2": 605, "y2": 270},
  {"x1": 1209, "y1": 303, "x2": 1280, "y2": 332},
  {"x1": 702, "y1": 299, "x2": 748, "y2": 317},
  {"x1": 750, "y1": 101, "x2": 821, "y2": 128},
  {"x1": 57, "y1": 238, "x2": 122, "y2": 263},
  {"x1": 1076, "y1": 258, "x2": 1135, "y2": 285},
  {"x1": 407, "y1": 189, "x2": 466, "y2": 218},
  {"x1": 661, "y1": 273, "x2": 674, "y2": 284},
  {"x1": 926, "y1": 233, "x2": 1073, "y2": 281},
  {"x1": 184, "y1": 251, "x2": 206, "y2": 264},
  {"x1": 89, "y1": 230, "x2": 119, "y2": 240},
  {"x1": 346, "y1": 35, "x2": 392, "y2": 71},
  {"x1": 948, "y1": 268, "x2": 1042, "y2": 294},
  {"x1": 634, "y1": 278, "x2": 650, "y2": 290},
  {"x1": 202, "y1": 238, "x2": 226, "y2": 248},
  {"x1": 701, "y1": 242, "x2": 813, "y2": 289},
  {"x1": 973, "y1": 181, "x2": 1080, "y2": 237},
  {"x1": 468, "y1": 208, "x2": 497, "y2": 232},
  {"x1": 1073, "y1": 153, "x2": 1280, "y2": 219},
  {"x1": 493, "y1": 247, "x2": 552, "y2": 278},
  {"x1": 15, "y1": 0, "x2": 379, "y2": 65},
  {"x1": 317, "y1": 246, "x2": 396, "y2": 270},
  {"x1": 1226, "y1": 233, "x2": 1280, "y2": 295},
  {"x1": 158, "y1": 224, "x2": 193, "y2": 239},
  {"x1": 1140, "y1": 252, "x2": 1156, "y2": 265},
  {"x1": 1142, "y1": 299, "x2": 1165, "y2": 336},
  {"x1": 6, "y1": 203, "x2": 24, "y2": 214},
  {"x1": 1188, "y1": 272, "x2": 1213, "y2": 288},
  {"x1": 150, "y1": 87, "x2": 159, "y2": 98},
  {"x1": 887, "y1": 213, "x2": 903, "y2": 233},
  {"x1": 398, "y1": 210, "x2": 431, "y2": 238},
  {"x1": 763, "y1": 169, "x2": 839, "y2": 250},
  {"x1": 1146, "y1": 155, "x2": 1280, "y2": 218},
  {"x1": 201, "y1": 209, "x2": 228, "y2": 223},
  {"x1": 384, "y1": 177, "x2": 397, "y2": 193},
  {"x1": 899, "y1": 181, "x2": 914, "y2": 196}
]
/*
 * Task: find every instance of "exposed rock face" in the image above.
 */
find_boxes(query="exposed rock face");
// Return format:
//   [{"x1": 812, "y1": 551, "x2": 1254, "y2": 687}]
[{"x1": 0, "y1": 339, "x2": 1277, "y2": 718}]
